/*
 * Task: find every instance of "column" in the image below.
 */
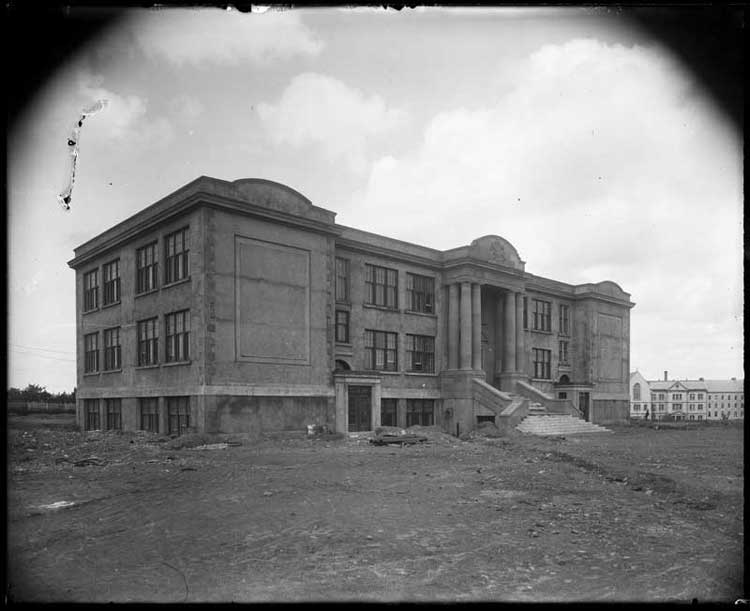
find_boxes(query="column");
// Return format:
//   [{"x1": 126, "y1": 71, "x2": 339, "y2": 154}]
[
  {"x1": 472, "y1": 283, "x2": 482, "y2": 370},
  {"x1": 495, "y1": 296, "x2": 503, "y2": 376},
  {"x1": 503, "y1": 291, "x2": 516, "y2": 372},
  {"x1": 515, "y1": 292, "x2": 526, "y2": 375},
  {"x1": 460, "y1": 282, "x2": 472, "y2": 369},
  {"x1": 448, "y1": 284, "x2": 459, "y2": 370}
]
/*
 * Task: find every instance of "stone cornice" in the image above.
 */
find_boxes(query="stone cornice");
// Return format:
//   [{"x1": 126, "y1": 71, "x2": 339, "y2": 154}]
[{"x1": 334, "y1": 236, "x2": 443, "y2": 270}]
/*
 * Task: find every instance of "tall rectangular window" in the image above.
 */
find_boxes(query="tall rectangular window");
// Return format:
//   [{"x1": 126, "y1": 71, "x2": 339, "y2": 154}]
[
  {"x1": 83, "y1": 269, "x2": 99, "y2": 312},
  {"x1": 335, "y1": 310, "x2": 350, "y2": 343},
  {"x1": 103, "y1": 327, "x2": 121, "y2": 371},
  {"x1": 558, "y1": 340, "x2": 569, "y2": 365},
  {"x1": 137, "y1": 317, "x2": 159, "y2": 366},
  {"x1": 365, "y1": 264, "x2": 398, "y2": 309},
  {"x1": 139, "y1": 397, "x2": 159, "y2": 433},
  {"x1": 364, "y1": 329, "x2": 398, "y2": 371},
  {"x1": 406, "y1": 399, "x2": 434, "y2": 426},
  {"x1": 84, "y1": 332, "x2": 99, "y2": 373},
  {"x1": 136, "y1": 242, "x2": 158, "y2": 294},
  {"x1": 105, "y1": 398, "x2": 122, "y2": 430},
  {"x1": 167, "y1": 396, "x2": 190, "y2": 435},
  {"x1": 406, "y1": 334, "x2": 435, "y2": 373},
  {"x1": 559, "y1": 304, "x2": 570, "y2": 336},
  {"x1": 102, "y1": 259, "x2": 120, "y2": 305},
  {"x1": 532, "y1": 348, "x2": 551, "y2": 379},
  {"x1": 523, "y1": 297, "x2": 528, "y2": 329},
  {"x1": 164, "y1": 227, "x2": 190, "y2": 284},
  {"x1": 335, "y1": 257, "x2": 350, "y2": 303},
  {"x1": 84, "y1": 399, "x2": 99, "y2": 430},
  {"x1": 381, "y1": 398, "x2": 398, "y2": 427},
  {"x1": 165, "y1": 310, "x2": 190, "y2": 362},
  {"x1": 406, "y1": 273, "x2": 434, "y2": 314},
  {"x1": 532, "y1": 299, "x2": 551, "y2": 332}
]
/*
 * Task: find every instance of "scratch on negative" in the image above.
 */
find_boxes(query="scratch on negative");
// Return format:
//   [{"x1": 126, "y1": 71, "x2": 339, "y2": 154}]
[
  {"x1": 161, "y1": 560, "x2": 189, "y2": 602},
  {"x1": 57, "y1": 100, "x2": 108, "y2": 211}
]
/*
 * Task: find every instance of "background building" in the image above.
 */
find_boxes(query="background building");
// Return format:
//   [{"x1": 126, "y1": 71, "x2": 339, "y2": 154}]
[
  {"x1": 629, "y1": 371, "x2": 744, "y2": 421},
  {"x1": 69, "y1": 177, "x2": 634, "y2": 436}
]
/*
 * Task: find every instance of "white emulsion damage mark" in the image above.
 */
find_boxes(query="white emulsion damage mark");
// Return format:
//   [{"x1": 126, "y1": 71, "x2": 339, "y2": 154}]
[{"x1": 57, "y1": 99, "x2": 108, "y2": 210}]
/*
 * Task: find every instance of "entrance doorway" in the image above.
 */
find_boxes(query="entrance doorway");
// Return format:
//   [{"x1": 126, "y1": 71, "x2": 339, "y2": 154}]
[
  {"x1": 579, "y1": 392, "x2": 590, "y2": 421},
  {"x1": 348, "y1": 385, "x2": 372, "y2": 432}
]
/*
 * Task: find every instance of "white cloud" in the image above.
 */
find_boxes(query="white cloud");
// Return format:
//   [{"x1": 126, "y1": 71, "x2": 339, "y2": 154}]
[
  {"x1": 130, "y1": 8, "x2": 322, "y2": 66},
  {"x1": 256, "y1": 73, "x2": 408, "y2": 171},
  {"x1": 170, "y1": 94, "x2": 204, "y2": 121},
  {"x1": 347, "y1": 38, "x2": 743, "y2": 378}
]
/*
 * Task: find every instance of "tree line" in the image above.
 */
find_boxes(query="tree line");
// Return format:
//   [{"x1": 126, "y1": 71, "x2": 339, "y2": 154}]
[{"x1": 7, "y1": 384, "x2": 76, "y2": 404}]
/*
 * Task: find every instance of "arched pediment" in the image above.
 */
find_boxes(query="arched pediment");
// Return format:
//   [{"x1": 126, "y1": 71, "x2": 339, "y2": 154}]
[
  {"x1": 468, "y1": 235, "x2": 524, "y2": 270},
  {"x1": 232, "y1": 178, "x2": 313, "y2": 217}
]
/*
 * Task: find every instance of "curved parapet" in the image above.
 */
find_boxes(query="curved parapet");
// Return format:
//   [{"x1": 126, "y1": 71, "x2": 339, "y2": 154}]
[
  {"x1": 467, "y1": 235, "x2": 525, "y2": 271},
  {"x1": 230, "y1": 178, "x2": 335, "y2": 225},
  {"x1": 574, "y1": 280, "x2": 632, "y2": 304}
]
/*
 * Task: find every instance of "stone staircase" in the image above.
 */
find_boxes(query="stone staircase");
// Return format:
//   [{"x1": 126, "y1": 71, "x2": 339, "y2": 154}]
[{"x1": 516, "y1": 402, "x2": 612, "y2": 436}]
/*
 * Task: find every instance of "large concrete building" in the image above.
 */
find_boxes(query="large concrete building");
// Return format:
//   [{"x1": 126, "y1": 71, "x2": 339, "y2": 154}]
[
  {"x1": 629, "y1": 371, "x2": 744, "y2": 421},
  {"x1": 68, "y1": 177, "x2": 635, "y2": 436}
]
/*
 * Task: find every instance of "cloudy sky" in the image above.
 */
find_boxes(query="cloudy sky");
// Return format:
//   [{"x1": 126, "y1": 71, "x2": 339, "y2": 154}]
[{"x1": 8, "y1": 7, "x2": 743, "y2": 392}]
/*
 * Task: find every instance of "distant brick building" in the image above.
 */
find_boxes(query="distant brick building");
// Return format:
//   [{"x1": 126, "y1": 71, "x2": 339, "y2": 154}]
[
  {"x1": 629, "y1": 371, "x2": 744, "y2": 421},
  {"x1": 68, "y1": 177, "x2": 634, "y2": 435}
]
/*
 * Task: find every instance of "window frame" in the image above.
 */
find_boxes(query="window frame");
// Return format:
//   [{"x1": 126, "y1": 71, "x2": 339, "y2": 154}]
[
  {"x1": 84, "y1": 332, "x2": 99, "y2": 373},
  {"x1": 136, "y1": 242, "x2": 158, "y2": 294},
  {"x1": 335, "y1": 309, "x2": 350, "y2": 344},
  {"x1": 165, "y1": 309, "x2": 190, "y2": 363},
  {"x1": 406, "y1": 334, "x2": 435, "y2": 373},
  {"x1": 83, "y1": 269, "x2": 99, "y2": 312},
  {"x1": 335, "y1": 257, "x2": 350, "y2": 303},
  {"x1": 532, "y1": 347, "x2": 552, "y2": 379},
  {"x1": 364, "y1": 329, "x2": 398, "y2": 372},
  {"x1": 102, "y1": 259, "x2": 121, "y2": 306},
  {"x1": 406, "y1": 399, "x2": 434, "y2": 427},
  {"x1": 559, "y1": 340, "x2": 569, "y2": 366},
  {"x1": 164, "y1": 227, "x2": 190, "y2": 285},
  {"x1": 166, "y1": 396, "x2": 190, "y2": 436},
  {"x1": 137, "y1": 317, "x2": 159, "y2": 366},
  {"x1": 365, "y1": 264, "x2": 398, "y2": 309},
  {"x1": 381, "y1": 398, "x2": 398, "y2": 427},
  {"x1": 139, "y1": 397, "x2": 160, "y2": 433},
  {"x1": 103, "y1": 327, "x2": 122, "y2": 371},
  {"x1": 558, "y1": 304, "x2": 570, "y2": 336},
  {"x1": 84, "y1": 399, "x2": 100, "y2": 431},
  {"x1": 105, "y1": 398, "x2": 122, "y2": 430},
  {"x1": 406, "y1": 273, "x2": 434, "y2": 314},
  {"x1": 532, "y1": 299, "x2": 552, "y2": 332}
]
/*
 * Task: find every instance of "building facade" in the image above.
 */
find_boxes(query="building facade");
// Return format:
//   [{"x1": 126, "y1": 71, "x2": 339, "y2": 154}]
[
  {"x1": 69, "y1": 177, "x2": 635, "y2": 435},
  {"x1": 629, "y1": 371, "x2": 744, "y2": 421}
]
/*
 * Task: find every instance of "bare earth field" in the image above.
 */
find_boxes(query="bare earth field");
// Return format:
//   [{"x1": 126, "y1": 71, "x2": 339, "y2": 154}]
[{"x1": 6, "y1": 414, "x2": 744, "y2": 602}]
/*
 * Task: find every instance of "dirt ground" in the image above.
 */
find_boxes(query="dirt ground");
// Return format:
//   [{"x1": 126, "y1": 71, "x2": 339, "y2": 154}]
[{"x1": 6, "y1": 414, "x2": 745, "y2": 602}]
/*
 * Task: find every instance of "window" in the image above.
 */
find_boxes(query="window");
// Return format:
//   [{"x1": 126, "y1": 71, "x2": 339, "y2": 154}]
[
  {"x1": 381, "y1": 398, "x2": 398, "y2": 427},
  {"x1": 532, "y1": 348, "x2": 551, "y2": 379},
  {"x1": 137, "y1": 318, "x2": 159, "y2": 366},
  {"x1": 105, "y1": 398, "x2": 122, "y2": 430},
  {"x1": 167, "y1": 396, "x2": 190, "y2": 435},
  {"x1": 136, "y1": 242, "x2": 158, "y2": 294},
  {"x1": 559, "y1": 304, "x2": 570, "y2": 336},
  {"x1": 673, "y1": 403, "x2": 682, "y2": 412},
  {"x1": 633, "y1": 383, "x2": 641, "y2": 401},
  {"x1": 83, "y1": 269, "x2": 99, "y2": 311},
  {"x1": 335, "y1": 310, "x2": 350, "y2": 343},
  {"x1": 103, "y1": 327, "x2": 121, "y2": 371},
  {"x1": 165, "y1": 310, "x2": 190, "y2": 362},
  {"x1": 523, "y1": 297, "x2": 528, "y2": 329},
  {"x1": 658, "y1": 403, "x2": 664, "y2": 411},
  {"x1": 633, "y1": 404, "x2": 640, "y2": 411},
  {"x1": 102, "y1": 259, "x2": 120, "y2": 305},
  {"x1": 335, "y1": 257, "x2": 350, "y2": 302},
  {"x1": 139, "y1": 398, "x2": 159, "y2": 433},
  {"x1": 364, "y1": 330, "x2": 398, "y2": 371},
  {"x1": 406, "y1": 399, "x2": 434, "y2": 426},
  {"x1": 164, "y1": 227, "x2": 190, "y2": 284},
  {"x1": 84, "y1": 399, "x2": 99, "y2": 430},
  {"x1": 698, "y1": 403, "x2": 704, "y2": 410},
  {"x1": 697, "y1": 393, "x2": 704, "y2": 400},
  {"x1": 406, "y1": 273, "x2": 434, "y2": 314},
  {"x1": 659, "y1": 393, "x2": 665, "y2": 400},
  {"x1": 84, "y1": 332, "x2": 99, "y2": 373},
  {"x1": 406, "y1": 334, "x2": 435, "y2": 373},
  {"x1": 365, "y1": 264, "x2": 398, "y2": 309},
  {"x1": 532, "y1": 299, "x2": 551, "y2": 332},
  {"x1": 559, "y1": 340, "x2": 569, "y2": 365},
  {"x1": 672, "y1": 393, "x2": 683, "y2": 400}
]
